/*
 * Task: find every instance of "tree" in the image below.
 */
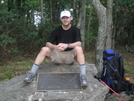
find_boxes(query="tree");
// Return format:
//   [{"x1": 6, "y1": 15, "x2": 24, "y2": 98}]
[
  {"x1": 90, "y1": 0, "x2": 107, "y2": 73},
  {"x1": 73, "y1": 0, "x2": 76, "y2": 25},
  {"x1": 113, "y1": 0, "x2": 134, "y2": 47},
  {"x1": 2, "y1": 0, "x2": 134, "y2": 63},
  {"x1": 106, "y1": 0, "x2": 113, "y2": 49},
  {"x1": 77, "y1": 0, "x2": 86, "y2": 49},
  {"x1": 40, "y1": 0, "x2": 44, "y2": 23}
]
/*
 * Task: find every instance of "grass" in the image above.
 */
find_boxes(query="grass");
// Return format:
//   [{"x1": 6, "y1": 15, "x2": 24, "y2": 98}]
[
  {"x1": 85, "y1": 50, "x2": 95, "y2": 64},
  {"x1": 0, "y1": 56, "x2": 34, "y2": 81},
  {"x1": 0, "y1": 49, "x2": 134, "y2": 82},
  {"x1": 115, "y1": 48, "x2": 134, "y2": 74},
  {"x1": 123, "y1": 53, "x2": 134, "y2": 74}
]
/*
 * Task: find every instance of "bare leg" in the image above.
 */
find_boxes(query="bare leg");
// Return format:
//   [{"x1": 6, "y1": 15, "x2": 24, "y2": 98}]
[
  {"x1": 35, "y1": 47, "x2": 51, "y2": 65},
  {"x1": 73, "y1": 46, "x2": 86, "y2": 75},
  {"x1": 24, "y1": 47, "x2": 51, "y2": 82},
  {"x1": 31, "y1": 47, "x2": 51, "y2": 74},
  {"x1": 73, "y1": 46, "x2": 88, "y2": 87},
  {"x1": 73, "y1": 46, "x2": 85, "y2": 65}
]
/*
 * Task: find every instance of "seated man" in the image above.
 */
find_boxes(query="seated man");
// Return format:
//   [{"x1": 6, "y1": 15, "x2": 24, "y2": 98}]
[{"x1": 24, "y1": 10, "x2": 88, "y2": 87}]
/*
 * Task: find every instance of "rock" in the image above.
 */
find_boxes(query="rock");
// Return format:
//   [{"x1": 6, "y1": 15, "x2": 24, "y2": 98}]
[
  {"x1": 0, "y1": 63, "x2": 109, "y2": 101},
  {"x1": 104, "y1": 92, "x2": 134, "y2": 101},
  {"x1": 104, "y1": 73, "x2": 134, "y2": 101}
]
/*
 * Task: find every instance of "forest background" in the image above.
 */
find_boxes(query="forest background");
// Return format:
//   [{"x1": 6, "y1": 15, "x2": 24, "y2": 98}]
[{"x1": 0, "y1": 0, "x2": 134, "y2": 81}]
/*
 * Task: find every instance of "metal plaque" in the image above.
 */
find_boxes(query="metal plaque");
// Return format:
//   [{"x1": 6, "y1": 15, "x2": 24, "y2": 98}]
[{"x1": 36, "y1": 73, "x2": 81, "y2": 91}]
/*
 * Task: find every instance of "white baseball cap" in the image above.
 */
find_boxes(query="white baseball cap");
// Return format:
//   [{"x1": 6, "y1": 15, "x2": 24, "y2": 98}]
[{"x1": 60, "y1": 10, "x2": 71, "y2": 18}]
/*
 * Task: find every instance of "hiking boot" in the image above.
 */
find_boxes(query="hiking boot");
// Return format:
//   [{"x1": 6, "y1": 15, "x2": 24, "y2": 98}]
[
  {"x1": 80, "y1": 75, "x2": 88, "y2": 89},
  {"x1": 24, "y1": 71, "x2": 35, "y2": 83}
]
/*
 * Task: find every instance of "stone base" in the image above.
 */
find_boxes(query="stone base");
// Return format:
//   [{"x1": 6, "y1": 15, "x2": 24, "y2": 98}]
[{"x1": 0, "y1": 63, "x2": 109, "y2": 101}]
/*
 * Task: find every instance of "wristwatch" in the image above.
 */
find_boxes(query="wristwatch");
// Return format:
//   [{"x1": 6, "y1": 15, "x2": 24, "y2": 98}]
[{"x1": 68, "y1": 44, "x2": 70, "y2": 48}]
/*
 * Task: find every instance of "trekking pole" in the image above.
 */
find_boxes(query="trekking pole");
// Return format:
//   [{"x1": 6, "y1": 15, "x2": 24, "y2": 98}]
[{"x1": 94, "y1": 76, "x2": 126, "y2": 101}]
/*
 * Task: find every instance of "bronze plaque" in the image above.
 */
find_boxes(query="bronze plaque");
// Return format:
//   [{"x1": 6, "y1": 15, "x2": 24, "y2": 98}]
[{"x1": 36, "y1": 73, "x2": 81, "y2": 91}]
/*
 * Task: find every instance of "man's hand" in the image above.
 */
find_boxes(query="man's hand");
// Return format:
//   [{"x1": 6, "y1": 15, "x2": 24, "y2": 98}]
[
  {"x1": 46, "y1": 41, "x2": 81, "y2": 51},
  {"x1": 57, "y1": 43, "x2": 68, "y2": 51}
]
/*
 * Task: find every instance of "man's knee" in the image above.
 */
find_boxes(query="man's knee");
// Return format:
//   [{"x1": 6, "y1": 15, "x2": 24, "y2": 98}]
[
  {"x1": 41, "y1": 47, "x2": 51, "y2": 54},
  {"x1": 74, "y1": 46, "x2": 83, "y2": 53}
]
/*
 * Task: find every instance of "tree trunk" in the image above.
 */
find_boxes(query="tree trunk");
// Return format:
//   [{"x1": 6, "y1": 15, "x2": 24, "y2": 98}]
[
  {"x1": 77, "y1": 0, "x2": 86, "y2": 49},
  {"x1": 8, "y1": 0, "x2": 14, "y2": 11},
  {"x1": 112, "y1": 0, "x2": 118, "y2": 49},
  {"x1": 40, "y1": 0, "x2": 44, "y2": 23},
  {"x1": 73, "y1": 0, "x2": 76, "y2": 25},
  {"x1": 50, "y1": 0, "x2": 53, "y2": 22},
  {"x1": 90, "y1": 0, "x2": 107, "y2": 73},
  {"x1": 105, "y1": 0, "x2": 113, "y2": 49},
  {"x1": 87, "y1": 5, "x2": 92, "y2": 31}
]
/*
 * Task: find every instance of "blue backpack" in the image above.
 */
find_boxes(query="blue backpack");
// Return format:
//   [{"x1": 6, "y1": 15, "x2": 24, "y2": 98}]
[{"x1": 101, "y1": 49, "x2": 134, "y2": 94}]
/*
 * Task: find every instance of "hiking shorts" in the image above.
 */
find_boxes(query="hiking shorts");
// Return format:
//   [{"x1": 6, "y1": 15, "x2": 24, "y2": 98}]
[{"x1": 46, "y1": 49, "x2": 76, "y2": 64}]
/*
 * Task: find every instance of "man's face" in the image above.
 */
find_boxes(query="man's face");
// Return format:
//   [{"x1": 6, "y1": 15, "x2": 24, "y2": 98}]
[{"x1": 60, "y1": 17, "x2": 72, "y2": 26}]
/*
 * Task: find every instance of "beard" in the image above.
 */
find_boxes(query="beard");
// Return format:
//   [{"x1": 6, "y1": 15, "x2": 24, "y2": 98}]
[{"x1": 62, "y1": 22, "x2": 71, "y2": 26}]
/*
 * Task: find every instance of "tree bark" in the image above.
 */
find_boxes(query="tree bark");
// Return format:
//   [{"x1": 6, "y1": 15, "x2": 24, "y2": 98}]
[
  {"x1": 41, "y1": 0, "x2": 44, "y2": 23},
  {"x1": 50, "y1": 0, "x2": 53, "y2": 22},
  {"x1": 73, "y1": 0, "x2": 76, "y2": 25},
  {"x1": 105, "y1": 0, "x2": 113, "y2": 49},
  {"x1": 90, "y1": 0, "x2": 107, "y2": 73},
  {"x1": 87, "y1": 5, "x2": 92, "y2": 31},
  {"x1": 77, "y1": 0, "x2": 86, "y2": 49},
  {"x1": 8, "y1": 0, "x2": 14, "y2": 11}
]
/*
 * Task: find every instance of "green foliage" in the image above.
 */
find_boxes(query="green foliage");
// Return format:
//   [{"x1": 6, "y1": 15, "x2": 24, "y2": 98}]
[
  {"x1": 0, "y1": 0, "x2": 134, "y2": 82},
  {"x1": 0, "y1": 9, "x2": 35, "y2": 55},
  {"x1": 24, "y1": 0, "x2": 39, "y2": 8},
  {"x1": 0, "y1": 0, "x2": 134, "y2": 61},
  {"x1": 100, "y1": 0, "x2": 107, "y2": 7},
  {"x1": 0, "y1": 10, "x2": 17, "y2": 54},
  {"x1": 0, "y1": 34, "x2": 16, "y2": 49},
  {"x1": 85, "y1": 4, "x2": 98, "y2": 49},
  {"x1": 113, "y1": 0, "x2": 134, "y2": 46},
  {"x1": 85, "y1": 29, "x2": 96, "y2": 49}
]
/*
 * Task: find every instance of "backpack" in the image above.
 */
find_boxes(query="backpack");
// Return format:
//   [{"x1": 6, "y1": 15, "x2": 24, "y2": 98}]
[{"x1": 101, "y1": 49, "x2": 134, "y2": 95}]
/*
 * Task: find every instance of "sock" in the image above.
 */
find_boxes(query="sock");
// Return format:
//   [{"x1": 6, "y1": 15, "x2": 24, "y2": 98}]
[
  {"x1": 79, "y1": 64, "x2": 86, "y2": 76},
  {"x1": 31, "y1": 64, "x2": 39, "y2": 74}
]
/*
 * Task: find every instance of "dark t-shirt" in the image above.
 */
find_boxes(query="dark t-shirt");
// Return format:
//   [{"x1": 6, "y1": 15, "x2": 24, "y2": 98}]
[{"x1": 47, "y1": 25, "x2": 81, "y2": 51}]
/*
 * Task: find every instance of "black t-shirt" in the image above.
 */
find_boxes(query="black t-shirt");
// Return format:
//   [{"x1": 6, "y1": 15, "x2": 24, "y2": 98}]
[{"x1": 47, "y1": 25, "x2": 81, "y2": 51}]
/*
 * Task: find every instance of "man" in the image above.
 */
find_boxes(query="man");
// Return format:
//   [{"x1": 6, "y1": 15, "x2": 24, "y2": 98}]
[{"x1": 24, "y1": 10, "x2": 88, "y2": 87}]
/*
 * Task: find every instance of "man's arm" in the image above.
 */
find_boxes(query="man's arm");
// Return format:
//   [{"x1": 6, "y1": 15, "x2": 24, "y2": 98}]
[
  {"x1": 46, "y1": 41, "x2": 81, "y2": 51},
  {"x1": 46, "y1": 42, "x2": 64, "y2": 51},
  {"x1": 57, "y1": 41, "x2": 81, "y2": 51},
  {"x1": 69, "y1": 41, "x2": 81, "y2": 48},
  {"x1": 46, "y1": 42, "x2": 57, "y2": 50}
]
